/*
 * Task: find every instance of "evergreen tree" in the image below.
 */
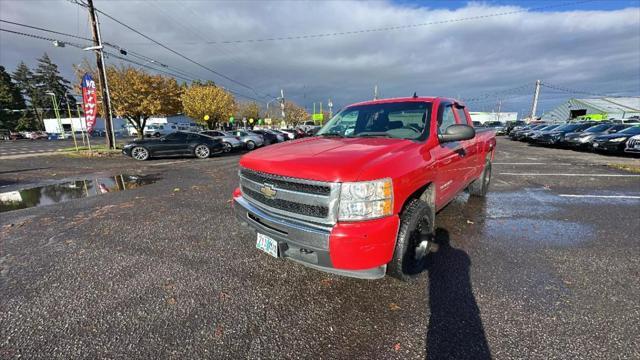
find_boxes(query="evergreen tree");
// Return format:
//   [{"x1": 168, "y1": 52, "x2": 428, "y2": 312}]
[
  {"x1": 12, "y1": 61, "x2": 44, "y2": 126},
  {"x1": 0, "y1": 65, "x2": 27, "y2": 130},
  {"x1": 33, "y1": 53, "x2": 75, "y2": 119}
]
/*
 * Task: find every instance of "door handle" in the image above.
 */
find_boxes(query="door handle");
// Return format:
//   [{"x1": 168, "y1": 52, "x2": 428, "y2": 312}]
[{"x1": 455, "y1": 148, "x2": 466, "y2": 157}]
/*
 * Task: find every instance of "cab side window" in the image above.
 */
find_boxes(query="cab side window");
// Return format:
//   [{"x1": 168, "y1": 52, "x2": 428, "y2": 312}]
[
  {"x1": 438, "y1": 104, "x2": 456, "y2": 134},
  {"x1": 455, "y1": 106, "x2": 469, "y2": 125}
]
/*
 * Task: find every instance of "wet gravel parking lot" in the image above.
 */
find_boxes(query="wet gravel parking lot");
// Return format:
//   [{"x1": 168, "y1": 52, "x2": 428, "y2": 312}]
[{"x1": 1, "y1": 139, "x2": 639, "y2": 359}]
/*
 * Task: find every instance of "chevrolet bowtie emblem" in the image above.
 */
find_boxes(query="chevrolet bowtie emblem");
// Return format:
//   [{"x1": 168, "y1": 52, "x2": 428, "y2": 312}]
[{"x1": 260, "y1": 184, "x2": 277, "y2": 199}]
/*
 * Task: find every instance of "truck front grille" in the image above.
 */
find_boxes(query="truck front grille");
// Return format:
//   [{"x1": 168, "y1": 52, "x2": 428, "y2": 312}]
[
  {"x1": 239, "y1": 168, "x2": 339, "y2": 224},
  {"x1": 243, "y1": 188, "x2": 329, "y2": 218}
]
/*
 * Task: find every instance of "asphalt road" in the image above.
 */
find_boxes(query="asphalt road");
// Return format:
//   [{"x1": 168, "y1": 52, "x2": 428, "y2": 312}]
[
  {"x1": 0, "y1": 139, "x2": 82, "y2": 157},
  {"x1": 1, "y1": 139, "x2": 639, "y2": 359}
]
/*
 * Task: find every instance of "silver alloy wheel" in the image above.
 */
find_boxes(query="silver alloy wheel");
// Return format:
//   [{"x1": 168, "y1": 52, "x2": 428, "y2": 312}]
[
  {"x1": 222, "y1": 142, "x2": 232, "y2": 153},
  {"x1": 194, "y1": 144, "x2": 210, "y2": 159},
  {"x1": 131, "y1": 146, "x2": 149, "y2": 161},
  {"x1": 246, "y1": 140, "x2": 256, "y2": 150}
]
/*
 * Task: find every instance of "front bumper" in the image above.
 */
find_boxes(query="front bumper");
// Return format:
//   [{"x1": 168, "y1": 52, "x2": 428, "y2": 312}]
[
  {"x1": 593, "y1": 142, "x2": 625, "y2": 152},
  {"x1": 234, "y1": 195, "x2": 398, "y2": 279}
]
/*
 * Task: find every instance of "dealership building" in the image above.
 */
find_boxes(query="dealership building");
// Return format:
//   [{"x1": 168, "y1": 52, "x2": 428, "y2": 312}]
[
  {"x1": 541, "y1": 96, "x2": 640, "y2": 121},
  {"x1": 468, "y1": 111, "x2": 518, "y2": 124}
]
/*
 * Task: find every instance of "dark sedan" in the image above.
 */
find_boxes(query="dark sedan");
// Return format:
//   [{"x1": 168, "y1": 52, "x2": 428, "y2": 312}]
[
  {"x1": 565, "y1": 124, "x2": 629, "y2": 149},
  {"x1": 591, "y1": 126, "x2": 640, "y2": 154},
  {"x1": 534, "y1": 122, "x2": 596, "y2": 146},
  {"x1": 122, "y1": 131, "x2": 224, "y2": 161}
]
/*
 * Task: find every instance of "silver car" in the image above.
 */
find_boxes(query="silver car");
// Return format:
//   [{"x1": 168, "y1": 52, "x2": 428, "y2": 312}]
[
  {"x1": 200, "y1": 130, "x2": 243, "y2": 152},
  {"x1": 224, "y1": 130, "x2": 264, "y2": 150}
]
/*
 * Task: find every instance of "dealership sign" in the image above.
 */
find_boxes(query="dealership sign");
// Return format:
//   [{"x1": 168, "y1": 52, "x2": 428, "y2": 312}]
[{"x1": 81, "y1": 73, "x2": 98, "y2": 133}]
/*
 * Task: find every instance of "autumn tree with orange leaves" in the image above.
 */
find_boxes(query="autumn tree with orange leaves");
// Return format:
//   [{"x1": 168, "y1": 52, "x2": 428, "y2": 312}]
[{"x1": 106, "y1": 65, "x2": 182, "y2": 138}]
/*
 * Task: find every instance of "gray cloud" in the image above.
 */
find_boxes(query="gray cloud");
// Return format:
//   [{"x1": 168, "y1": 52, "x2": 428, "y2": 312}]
[{"x1": 1, "y1": 0, "x2": 638, "y2": 115}]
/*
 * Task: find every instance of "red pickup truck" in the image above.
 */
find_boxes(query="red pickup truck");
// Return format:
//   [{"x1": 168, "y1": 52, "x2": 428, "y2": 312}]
[{"x1": 233, "y1": 96, "x2": 496, "y2": 280}]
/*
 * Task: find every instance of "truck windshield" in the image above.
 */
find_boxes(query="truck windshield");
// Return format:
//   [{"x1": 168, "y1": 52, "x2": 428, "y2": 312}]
[{"x1": 317, "y1": 101, "x2": 432, "y2": 140}]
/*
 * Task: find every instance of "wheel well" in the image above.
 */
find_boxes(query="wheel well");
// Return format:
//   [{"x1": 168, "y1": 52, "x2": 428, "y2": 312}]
[{"x1": 400, "y1": 182, "x2": 435, "y2": 231}]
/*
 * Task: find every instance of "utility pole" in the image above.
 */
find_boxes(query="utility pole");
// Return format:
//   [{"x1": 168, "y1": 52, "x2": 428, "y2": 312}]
[
  {"x1": 87, "y1": 0, "x2": 115, "y2": 149},
  {"x1": 328, "y1": 99, "x2": 333, "y2": 118},
  {"x1": 496, "y1": 98, "x2": 502, "y2": 123},
  {"x1": 280, "y1": 89, "x2": 285, "y2": 120},
  {"x1": 373, "y1": 85, "x2": 379, "y2": 100},
  {"x1": 530, "y1": 79, "x2": 541, "y2": 120}
]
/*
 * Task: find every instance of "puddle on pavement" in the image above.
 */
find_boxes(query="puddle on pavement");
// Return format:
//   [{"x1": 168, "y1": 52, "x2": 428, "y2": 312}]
[
  {"x1": 0, "y1": 174, "x2": 157, "y2": 213},
  {"x1": 483, "y1": 219, "x2": 593, "y2": 247}
]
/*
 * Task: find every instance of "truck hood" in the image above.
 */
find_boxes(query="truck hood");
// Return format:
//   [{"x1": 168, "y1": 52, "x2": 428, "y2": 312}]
[{"x1": 239, "y1": 136, "x2": 414, "y2": 182}]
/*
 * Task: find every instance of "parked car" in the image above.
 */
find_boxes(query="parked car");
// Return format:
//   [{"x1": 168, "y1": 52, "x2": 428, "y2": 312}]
[
  {"x1": 592, "y1": 126, "x2": 640, "y2": 154},
  {"x1": 278, "y1": 129, "x2": 297, "y2": 140},
  {"x1": 122, "y1": 131, "x2": 224, "y2": 161},
  {"x1": 534, "y1": 122, "x2": 596, "y2": 146},
  {"x1": 225, "y1": 130, "x2": 264, "y2": 150},
  {"x1": 232, "y1": 96, "x2": 496, "y2": 280},
  {"x1": 482, "y1": 121, "x2": 506, "y2": 135},
  {"x1": 200, "y1": 130, "x2": 243, "y2": 152},
  {"x1": 510, "y1": 124, "x2": 546, "y2": 140},
  {"x1": 251, "y1": 129, "x2": 281, "y2": 145},
  {"x1": 624, "y1": 134, "x2": 640, "y2": 155},
  {"x1": 269, "y1": 129, "x2": 291, "y2": 141},
  {"x1": 504, "y1": 120, "x2": 526, "y2": 135},
  {"x1": 26, "y1": 131, "x2": 48, "y2": 140},
  {"x1": 565, "y1": 123, "x2": 629, "y2": 149},
  {"x1": 523, "y1": 124, "x2": 563, "y2": 142},
  {"x1": 143, "y1": 123, "x2": 178, "y2": 137}
]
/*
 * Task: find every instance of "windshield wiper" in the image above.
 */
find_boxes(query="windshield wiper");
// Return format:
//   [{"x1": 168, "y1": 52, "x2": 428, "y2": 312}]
[{"x1": 355, "y1": 132, "x2": 392, "y2": 138}]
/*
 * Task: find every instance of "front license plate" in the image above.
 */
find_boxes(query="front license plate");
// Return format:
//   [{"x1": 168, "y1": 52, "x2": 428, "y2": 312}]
[{"x1": 256, "y1": 233, "x2": 279, "y2": 258}]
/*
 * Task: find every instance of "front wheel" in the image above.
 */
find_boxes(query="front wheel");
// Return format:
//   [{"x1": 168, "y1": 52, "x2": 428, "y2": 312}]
[
  {"x1": 131, "y1": 146, "x2": 150, "y2": 161},
  {"x1": 468, "y1": 158, "x2": 492, "y2": 197},
  {"x1": 194, "y1": 144, "x2": 211, "y2": 159},
  {"x1": 387, "y1": 198, "x2": 433, "y2": 281},
  {"x1": 246, "y1": 140, "x2": 256, "y2": 150}
]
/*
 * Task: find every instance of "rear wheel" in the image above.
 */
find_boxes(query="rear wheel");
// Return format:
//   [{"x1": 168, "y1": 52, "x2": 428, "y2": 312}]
[
  {"x1": 222, "y1": 142, "x2": 232, "y2": 153},
  {"x1": 468, "y1": 158, "x2": 492, "y2": 197},
  {"x1": 194, "y1": 144, "x2": 210, "y2": 159},
  {"x1": 387, "y1": 198, "x2": 433, "y2": 281},
  {"x1": 131, "y1": 146, "x2": 149, "y2": 161},
  {"x1": 154, "y1": 132, "x2": 161, "y2": 137},
  {"x1": 246, "y1": 140, "x2": 256, "y2": 150}
]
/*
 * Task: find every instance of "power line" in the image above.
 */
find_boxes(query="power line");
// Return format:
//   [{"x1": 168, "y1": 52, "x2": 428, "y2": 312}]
[
  {"x1": 462, "y1": 83, "x2": 533, "y2": 103},
  {"x1": 0, "y1": 18, "x2": 203, "y2": 82},
  {"x1": 80, "y1": 4, "x2": 272, "y2": 99},
  {"x1": 0, "y1": 27, "x2": 87, "y2": 48},
  {"x1": 191, "y1": 0, "x2": 596, "y2": 45},
  {"x1": 0, "y1": 18, "x2": 93, "y2": 42},
  {"x1": 540, "y1": 82, "x2": 630, "y2": 98}
]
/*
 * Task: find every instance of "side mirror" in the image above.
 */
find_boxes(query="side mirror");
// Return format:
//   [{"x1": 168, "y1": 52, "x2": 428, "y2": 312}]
[{"x1": 438, "y1": 124, "x2": 475, "y2": 143}]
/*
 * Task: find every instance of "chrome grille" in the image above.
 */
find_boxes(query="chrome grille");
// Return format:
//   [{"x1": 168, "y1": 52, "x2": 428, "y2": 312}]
[
  {"x1": 628, "y1": 138, "x2": 638, "y2": 148},
  {"x1": 239, "y1": 168, "x2": 340, "y2": 225}
]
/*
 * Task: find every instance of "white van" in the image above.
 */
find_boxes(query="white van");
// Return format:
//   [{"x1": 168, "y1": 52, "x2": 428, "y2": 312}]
[{"x1": 143, "y1": 123, "x2": 178, "y2": 137}]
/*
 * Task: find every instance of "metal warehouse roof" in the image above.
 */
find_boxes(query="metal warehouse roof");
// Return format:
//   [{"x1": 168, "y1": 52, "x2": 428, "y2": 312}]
[
  {"x1": 542, "y1": 96, "x2": 640, "y2": 121},
  {"x1": 573, "y1": 97, "x2": 640, "y2": 113}
]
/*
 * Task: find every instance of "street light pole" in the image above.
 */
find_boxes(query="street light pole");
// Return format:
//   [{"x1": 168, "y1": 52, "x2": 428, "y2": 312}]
[{"x1": 86, "y1": 0, "x2": 116, "y2": 149}]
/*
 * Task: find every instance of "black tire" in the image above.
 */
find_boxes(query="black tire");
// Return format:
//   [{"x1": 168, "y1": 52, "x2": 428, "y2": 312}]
[
  {"x1": 468, "y1": 158, "x2": 492, "y2": 197},
  {"x1": 194, "y1": 144, "x2": 211, "y2": 159},
  {"x1": 387, "y1": 198, "x2": 433, "y2": 281},
  {"x1": 222, "y1": 142, "x2": 232, "y2": 153},
  {"x1": 131, "y1": 146, "x2": 150, "y2": 161},
  {"x1": 154, "y1": 132, "x2": 161, "y2": 137},
  {"x1": 246, "y1": 140, "x2": 256, "y2": 150}
]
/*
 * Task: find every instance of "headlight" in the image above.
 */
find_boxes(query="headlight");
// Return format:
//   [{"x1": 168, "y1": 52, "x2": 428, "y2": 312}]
[
  {"x1": 609, "y1": 137, "x2": 627, "y2": 143},
  {"x1": 579, "y1": 135, "x2": 594, "y2": 142},
  {"x1": 338, "y1": 178, "x2": 393, "y2": 221}
]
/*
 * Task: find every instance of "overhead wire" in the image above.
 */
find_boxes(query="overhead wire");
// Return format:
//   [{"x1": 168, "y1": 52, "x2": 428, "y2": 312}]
[
  {"x1": 87, "y1": 5, "x2": 273, "y2": 99},
  {"x1": 190, "y1": 0, "x2": 597, "y2": 45}
]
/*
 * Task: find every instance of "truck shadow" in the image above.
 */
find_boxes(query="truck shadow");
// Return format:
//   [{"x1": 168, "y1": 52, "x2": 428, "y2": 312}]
[{"x1": 424, "y1": 228, "x2": 491, "y2": 360}]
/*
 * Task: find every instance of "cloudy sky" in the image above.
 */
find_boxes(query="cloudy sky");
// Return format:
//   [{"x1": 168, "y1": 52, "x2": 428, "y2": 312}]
[{"x1": 1, "y1": 0, "x2": 639, "y2": 116}]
